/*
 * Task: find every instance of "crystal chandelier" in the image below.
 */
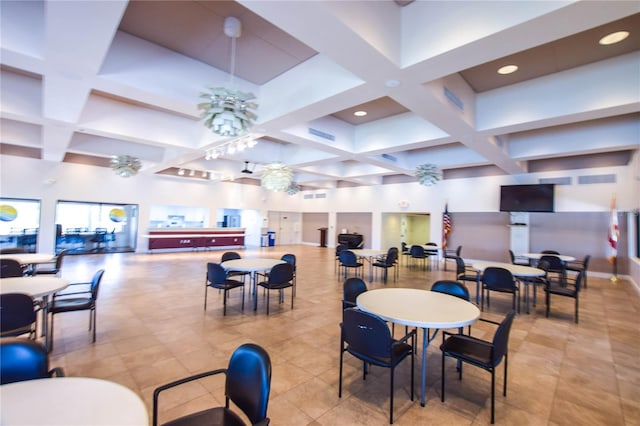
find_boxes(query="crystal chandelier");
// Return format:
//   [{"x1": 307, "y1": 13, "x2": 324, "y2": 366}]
[
  {"x1": 415, "y1": 163, "x2": 441, "y2": 186},
  {"x1": 111, "y1": 155, "x2": 141, "y2": 178},
  {"x1": 261, "y1": 163, "x2": 292, "y2": 192},
  {"x1": 198, "y1": 17, "x2": 258, "y2": 138}
]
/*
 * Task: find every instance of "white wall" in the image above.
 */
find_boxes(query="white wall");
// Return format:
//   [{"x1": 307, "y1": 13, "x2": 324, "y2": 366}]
[{"x1": 0, "y1": 154, "x2": 636, "y2": 255}]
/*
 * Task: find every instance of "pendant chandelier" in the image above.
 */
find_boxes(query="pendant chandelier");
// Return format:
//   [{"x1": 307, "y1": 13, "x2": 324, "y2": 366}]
[
  {"x1": 111, "y1": 155, "x2": 141, "y2": 178},
  {"x1": 415, "y1": 163, "x2": 441, "y2": 186},
  {"x1": 199, "y1": 17, "x2": 258, "y2": 138},
  {"x1": 261, "y1": 163, "x2": 292, "y2": 192}
]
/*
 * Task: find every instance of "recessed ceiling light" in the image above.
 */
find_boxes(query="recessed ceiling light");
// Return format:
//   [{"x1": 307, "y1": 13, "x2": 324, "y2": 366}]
[
  {"x1": 177, "y1": 169, "x2": 185, "y2": 176},
  {"x1": 599, "y1": 31, "x2": 629, "y2": 45},
  {"x1": 497, "y1": 65, "x2": 518, "y2": 75},
  {"x1": 354, "y1": 111, "x2": 367, "y2": 117}
]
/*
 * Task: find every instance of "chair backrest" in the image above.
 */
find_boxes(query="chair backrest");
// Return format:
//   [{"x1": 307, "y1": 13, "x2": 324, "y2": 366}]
[
  {"x1": 384, "y1": 247, "x2": 398, "y2": 265},
  {"x1": 342, "y1": 308, "x2": 393, "y2": 359},
  {"x1": 335, "y1": 244, "x2": 348, "y2": 257},
  {"x1": 455, "y1": 245, "x2": 462, "y2": 256},
  {"x1": 207, "y1": 262, "x2": 228, "y2": 285},
  {"x1": 54, "y1": 249, "x2": 68, "y2": 270},
  {"x1": 226, "y1": 343, "x2": 272, "y2": 425},
  {"x1": 1, "y1": 259, "x2": 24, "y2": 278},
  {"x1": 0, "y1": 293, "x2": 36, "y2": 337},
  {"x1": 0, "y1": 338, "x2": 51, "y2": 384},
  {"x1": 455, "y1": 256, "x2": 467, "y2": 276},
  {"x1": 89, "y1": 269, "x2": 105, "y2": 301},
  {"x1": 343, "y1": 277, "x2": 368, "y2": 309},
  {"x1": 410, "y1": 245, "x2": 425, "y2": 257},
  {"x1": 490, "y1": 310, "x2": 516, "y2": 366},
  {"x1": 268, "y1": 262, "x2": 294, "y2": 285},
  {"x1": 572, "y1": 270, "x2": 584, "y2": 294},
  {"x1": 508, "y1": 250, "x2": 517, "y2": 264},
  {"x1": 401, "y1": 242, "x2": 408, "y2": 252},
  {"x1": 425, "y1": 242, "x2": 437, "y2": 246},
  {"x1": 539, "y1": 255, "x2": 565, "y2": 273},
  {"x1": 582, "y1": 254, "x2": 591, "y2": 270},
  {"x1": 541, "y1": 250, "x2": 560, "y2": 255},
  {"x1": 482, "y1": 267, "x2": 516, "y2": 291},
  {"x1": 221, "y1": 251, "x2": 241, "y2": 262},
  {"x1": 339, "y1": 250, "x2": 358, "y2": 265},
  {"x1": 430, "y1": 280, "x2": 470, "y2": 301},
  {"x1": 281, "y1": 253, "x2": 296, "y2": 269}
]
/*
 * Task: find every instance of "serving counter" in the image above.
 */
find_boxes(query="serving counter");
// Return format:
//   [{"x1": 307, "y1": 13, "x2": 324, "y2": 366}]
[{"x1": 145, "y1": 228, "x2": 245, "y2": 252}]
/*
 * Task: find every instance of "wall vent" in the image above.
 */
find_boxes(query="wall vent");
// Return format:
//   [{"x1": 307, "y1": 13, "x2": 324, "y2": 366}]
[
  {"x1": 577, "y1": 174, "x2": 616, "y2": 184},
  {"x1": 539, "y1": 177, "x2": 572, "y2": 185},
  {"x1": 444, "y1": 87, "x2": 464, "y2": 111},
  {"x1": 308, "y1": 127, "x2": 335, "y2": 141},
  {"x1": 314, "y1": 193, "x2": 327, "y2": 199},
  {"x1": 381, "y1": 153, "x2": 397, "y2": 162},
  {"x1": 303, "y1": 194, "x2": 314, "y2": 199}
]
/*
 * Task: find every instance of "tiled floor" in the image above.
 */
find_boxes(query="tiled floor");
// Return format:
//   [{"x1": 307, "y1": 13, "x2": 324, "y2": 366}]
[{"x1": 47, "y1": 245, "x2": 639, "y2": 425}]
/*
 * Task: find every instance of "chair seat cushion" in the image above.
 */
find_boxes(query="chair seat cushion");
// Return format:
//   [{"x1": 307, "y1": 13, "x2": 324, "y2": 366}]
[
  {"x1": 546, "y1": 284, "x2": 576, "y2": 296},
  {"x1": 257, "y1": 281, "x2": 292, "y2": 290},
  {"x1": 347, "y1": 341, "x2": 412, "y2": 368},
  {"x1": 162, "y1": 406, "x2": 247, "y2": 426},
  {"x1": 209, "y1": 279, "x2": 244, "y2": 290},
  {"x1": 441, "y1": 335, "x2": 493, "y2": 368},
  {"x1": 50, "y1": 298, "x2": 93, "y2": 313}
]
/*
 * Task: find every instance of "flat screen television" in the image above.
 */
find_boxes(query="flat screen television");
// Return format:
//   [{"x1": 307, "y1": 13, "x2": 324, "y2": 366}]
[{"x1": 499, "y1": 184, "x2": 555, "y2": 212}]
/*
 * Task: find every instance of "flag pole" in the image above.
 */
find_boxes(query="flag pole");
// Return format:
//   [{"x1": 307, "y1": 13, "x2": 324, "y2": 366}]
[{"x1": 609, "y1": 193, "x2": 619, "y2": 282}]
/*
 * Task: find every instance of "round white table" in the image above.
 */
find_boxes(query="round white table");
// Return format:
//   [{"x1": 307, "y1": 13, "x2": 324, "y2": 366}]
[
  {"x1": 0, "y1": 253, "x2": 56, "y2": 266},
  {"x1": 472, "y1": 261, "x2": 545, "y2": 314},
  {"x1": 357, "y1": 288, "x2": 480, "y2": 406},
  {"x1": 0, "y1": 253, "x2": 56, "y2": 274},
  {"x1": 0, "y1": 377, "x2": 148, "y2": 425},
  {"x1": 351, "y1": 249, "x2": 387, "y2": 280},
  {"x1": 521, "y1": 253, "x2": 575, "y2": 262},
  {"x1": 0, "y1": 276, "x2": 69, "y2": 351},
  {"x1": 222, "y1": 258, "x2": 286, "y2": 310}
]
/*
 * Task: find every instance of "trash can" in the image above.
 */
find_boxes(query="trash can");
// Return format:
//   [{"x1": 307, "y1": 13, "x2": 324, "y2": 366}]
[
  {"x1": 260, "y1": 234, "x2": 269, "y2": 247},
  {"x1": 267, "y1": 231, "x2": 276, "y2": 247}
]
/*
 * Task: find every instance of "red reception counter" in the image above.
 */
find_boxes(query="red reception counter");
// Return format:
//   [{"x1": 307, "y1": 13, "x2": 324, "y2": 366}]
[{"x1": 146, "y1": 228, "x2": 245, "y2": 252}]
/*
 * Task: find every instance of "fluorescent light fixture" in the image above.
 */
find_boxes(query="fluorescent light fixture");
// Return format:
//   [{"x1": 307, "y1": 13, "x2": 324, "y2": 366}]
[{"x1": 354, "y1": 111, "x2": 367, "y2": 117}]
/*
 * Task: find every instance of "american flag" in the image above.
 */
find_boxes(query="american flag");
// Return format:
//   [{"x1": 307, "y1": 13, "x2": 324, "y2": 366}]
[{"x1": 442, "y1": 204, "x2": 452, "y2": 250}]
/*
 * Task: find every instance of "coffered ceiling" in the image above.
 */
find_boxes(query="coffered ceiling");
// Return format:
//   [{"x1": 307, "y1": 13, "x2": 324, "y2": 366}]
[{"x1": 1, "y1": 1, "x2": 639, "y2": 189}]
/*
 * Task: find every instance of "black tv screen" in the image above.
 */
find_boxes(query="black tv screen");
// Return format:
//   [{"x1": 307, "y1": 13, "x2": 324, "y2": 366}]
[{"x1": 500, "y1": 184, "x2": 555, "y2": 212}]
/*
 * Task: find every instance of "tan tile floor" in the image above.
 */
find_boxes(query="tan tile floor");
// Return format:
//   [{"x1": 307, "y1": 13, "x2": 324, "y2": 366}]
[{"x1": 46, "y1": 245, "x2": 639, "y2": 425}]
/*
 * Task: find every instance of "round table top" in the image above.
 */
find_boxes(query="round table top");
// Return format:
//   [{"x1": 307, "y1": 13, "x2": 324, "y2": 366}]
[
  {"x1": 350, "y1": 249, "x2": 387, "y2": 257},
  {"x1": 472, "y1": 261, "x2": 545, "y2": 277},
  {"x1": 0, "y1": 377, "x2": 148, "y2": 425},
  {"x1": 521, "y1": 253, "x2": 576, "y2": 262},
  {"x1": 357, "y1": 288, "x2": 479, "y2": 329},
  {"x1": 222, "y1": 258, "x2": 286, "y2": 272},
  {"x1": 0, "y1": 276, "x2": 69, "y2": 297},
  {"x1": 0, "y1": 253, "x2": 55, "y2": 265}
]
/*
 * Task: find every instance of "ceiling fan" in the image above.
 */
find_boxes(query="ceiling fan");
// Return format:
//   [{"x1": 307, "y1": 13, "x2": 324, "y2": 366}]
[{"x1": 240, "y1": 161, "x2": 254, "y2": 174}]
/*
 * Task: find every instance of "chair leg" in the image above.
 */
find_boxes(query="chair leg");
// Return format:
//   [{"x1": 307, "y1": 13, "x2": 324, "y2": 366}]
[
  {"x1": 266, "y1": 289, "x2": 270, "y2": 315},
  {"x1": 92, "y1": 307, "x2": 97, "y2": 343},
  {"x1": 491, "y1": 369, "x2": 495, "y2": 424},
  {"x1": 222, "y1": 289, "x2": 228, "y2": 315},
  {"x1": 441, "y1": 351, "x2": 446, "y2": 402},
  {"x1": 338, "y1": 341, "x2": 344, "y2": 398},
  {"x1": 204, "y1": 285, "x2": 208, "y2": 311}
]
